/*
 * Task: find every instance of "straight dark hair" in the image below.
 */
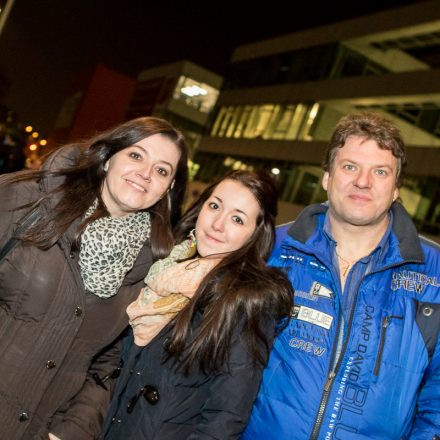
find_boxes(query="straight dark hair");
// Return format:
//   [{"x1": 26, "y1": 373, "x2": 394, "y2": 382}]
[
  {"x1": 168, "y1": 170, "x2": 294, "y2": 374},
  {"x1": 2, "y1": 117, "x2": 188, "y2": 259}
]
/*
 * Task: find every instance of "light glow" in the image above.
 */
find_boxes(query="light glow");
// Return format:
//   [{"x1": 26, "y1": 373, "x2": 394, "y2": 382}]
[{"x1": 181, "y1": 85, "x2": 208, "y2": 97}]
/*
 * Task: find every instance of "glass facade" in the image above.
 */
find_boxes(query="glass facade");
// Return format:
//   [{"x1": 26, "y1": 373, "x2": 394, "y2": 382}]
[
  {"x1": 371, "y1": 30, "x2": 440, "y2": 52},
  {"x1": 210, "y1": 100, "x2": 440, "y2": 142},
  {"x1": 225, "y1": 43, "x2": 388, "y2": 90},
  {"x1": 210, "y1": 103, "x2": 321, "y2": 141},
  {"x1": 355, "y1": 103, "x2": 440, "y2": 138}
]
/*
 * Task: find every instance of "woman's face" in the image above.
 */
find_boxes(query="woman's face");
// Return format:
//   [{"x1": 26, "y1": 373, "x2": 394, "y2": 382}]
[
  {"x1": 101, "y1": 134, "x2": 180, "y2": 217},
  {"x1": 195, "y1": 179, "x2": 260, "y2": 257}
]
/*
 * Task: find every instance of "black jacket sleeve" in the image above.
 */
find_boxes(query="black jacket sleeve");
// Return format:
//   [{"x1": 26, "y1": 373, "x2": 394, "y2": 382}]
[
  {"x1": 49, "y1": 337, "x2": 123, "y2": 440},
  {"x1": 186, "y1": 318, "x2": 276, "y2": 440}
]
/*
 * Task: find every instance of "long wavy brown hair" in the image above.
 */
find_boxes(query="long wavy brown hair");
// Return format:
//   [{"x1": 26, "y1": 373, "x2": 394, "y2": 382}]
[
  {"x1": 2, "y1": 117, "x2": 188, "y2": 259},
  {"x1": 168, "y1": 170, "x2": 294, "y2": 373}
]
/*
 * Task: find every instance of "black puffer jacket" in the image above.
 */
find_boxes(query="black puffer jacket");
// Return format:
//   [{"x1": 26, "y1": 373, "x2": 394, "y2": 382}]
[{"x1": 0, "y1": 146, "x2": 153, "y2": 439}]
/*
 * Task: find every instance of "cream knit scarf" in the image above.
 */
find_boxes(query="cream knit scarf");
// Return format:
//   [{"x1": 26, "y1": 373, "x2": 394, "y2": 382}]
[{"x1": 127, "y1": 237, "x2": 220, "y2": 346}]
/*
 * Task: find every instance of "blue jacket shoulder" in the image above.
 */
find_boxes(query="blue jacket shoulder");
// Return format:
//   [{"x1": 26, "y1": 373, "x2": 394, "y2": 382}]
[{"x1": 274, "y1": 222, "x2": 295, "y2": 248}]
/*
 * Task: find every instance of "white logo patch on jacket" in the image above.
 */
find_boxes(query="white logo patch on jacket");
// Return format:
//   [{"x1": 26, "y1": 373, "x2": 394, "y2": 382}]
[{"x1": 291, "y1": 305, "x2": 333, "y2": 330}]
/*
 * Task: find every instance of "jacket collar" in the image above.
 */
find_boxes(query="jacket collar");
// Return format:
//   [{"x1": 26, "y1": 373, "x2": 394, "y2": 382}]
[
  {"x1": 390, "y1": 202, "x2": 424, "y2": 263},
  {"x1": 287, "y1": 203, "x2": 327, "y2": 245},
  {"x1": 287, "y1": 202, "x2": 424, "y2": 264}
]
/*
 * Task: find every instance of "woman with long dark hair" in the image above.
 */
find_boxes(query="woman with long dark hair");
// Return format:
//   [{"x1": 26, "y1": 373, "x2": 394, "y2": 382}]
[
  {"x1": 0, "y1": 117, "x2": 188, "y2": 439},
  {"x1": 100, "y1": 170, "x2": 294, "y2": 440}
]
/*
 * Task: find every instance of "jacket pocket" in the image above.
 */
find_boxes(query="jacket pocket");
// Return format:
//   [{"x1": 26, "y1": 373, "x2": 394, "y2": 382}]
[{"x1": 373, "y1": 315, "x2": 403, "y2": 377}]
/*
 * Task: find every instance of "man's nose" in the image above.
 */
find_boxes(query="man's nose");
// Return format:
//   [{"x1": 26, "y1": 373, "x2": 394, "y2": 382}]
[{"x1": 353, "y1": 168, "x2": 371, "y2": 188}]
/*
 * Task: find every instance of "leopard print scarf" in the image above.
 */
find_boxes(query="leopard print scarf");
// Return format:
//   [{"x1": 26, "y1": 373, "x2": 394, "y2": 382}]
[{"x1": 78, "y1": 204, "x2": 151, "y2": 298}]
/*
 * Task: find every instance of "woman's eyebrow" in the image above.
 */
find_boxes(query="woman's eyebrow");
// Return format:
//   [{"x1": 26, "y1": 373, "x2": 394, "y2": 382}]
[{"x1": 131, "y1": 144, "x2": 174, "y2": 171}]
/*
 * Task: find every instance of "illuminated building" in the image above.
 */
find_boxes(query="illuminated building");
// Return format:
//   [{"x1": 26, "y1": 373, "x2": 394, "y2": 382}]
[
  {"x1": 126, "y1": 60, "x2": 223, "y2": 154},
  {"x1": 196, "y1": 0, "x2": 440, "y2": 237}
]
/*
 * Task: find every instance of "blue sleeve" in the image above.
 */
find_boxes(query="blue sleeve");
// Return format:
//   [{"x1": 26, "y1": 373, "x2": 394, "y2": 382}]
[{"x1": 409, "y1": 331, "x2": 440, "y2": 439}]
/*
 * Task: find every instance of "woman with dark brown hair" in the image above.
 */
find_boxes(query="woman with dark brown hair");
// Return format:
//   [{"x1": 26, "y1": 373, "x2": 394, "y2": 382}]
[
  {"x1": 0, "y1": 117, "x2": 188, "y2": 439},
  {"x1": 100, "y1": 170, "x2": 294, "y2": 440}
]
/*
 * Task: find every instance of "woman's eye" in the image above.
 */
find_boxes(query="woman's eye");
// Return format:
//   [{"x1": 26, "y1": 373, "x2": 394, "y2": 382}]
[
  {"x1": 129, "y1": 152, "x2": 141, "y2": 160},
  {"x1": 208, "y1": 202, "x2": 219, "y2": 210},
  {"x1": 232, "y1": 216, "x2": 244, "y2": 225},
  {"x1": 156, "y1": 167, "x2": 168, "y2": 176}
]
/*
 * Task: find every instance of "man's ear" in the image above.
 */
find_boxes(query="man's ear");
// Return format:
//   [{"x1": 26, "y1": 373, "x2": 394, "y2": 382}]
[
  {"x1": 322, "y1": 171, "x2": 329, "y2": 191},
  {"x1": 393, "y1": 187, "x2": 399, "y2": 202}
]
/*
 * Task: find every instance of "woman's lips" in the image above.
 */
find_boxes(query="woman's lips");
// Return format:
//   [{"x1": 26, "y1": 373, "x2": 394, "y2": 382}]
[
  {"x1": 125, "y1": 179, "x2": 147, "y2": 192},
  {"x1": 205, "y1": 233, "x2": 223, "y2": 244}
]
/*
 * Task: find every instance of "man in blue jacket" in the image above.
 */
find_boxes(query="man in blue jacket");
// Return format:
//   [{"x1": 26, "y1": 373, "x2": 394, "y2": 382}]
[{"x1": 244, "y1": 112, "x2": 440, "y2": 440}]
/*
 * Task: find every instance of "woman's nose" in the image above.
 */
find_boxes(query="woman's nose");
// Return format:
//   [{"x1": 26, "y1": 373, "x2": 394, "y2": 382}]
[
  {"x1": 137, "y1": 166, "x2": 152, "y2": 181},
  {"x1": 212, "y1": 215, "x2": 225, "y2": 232}
]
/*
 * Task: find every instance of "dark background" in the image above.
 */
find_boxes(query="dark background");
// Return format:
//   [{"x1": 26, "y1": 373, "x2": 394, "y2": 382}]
[{"x1": 0, "y1": 0, "x2": 417, "y2": 133}]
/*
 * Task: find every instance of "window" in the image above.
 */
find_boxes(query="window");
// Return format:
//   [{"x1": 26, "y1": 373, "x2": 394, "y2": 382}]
[{"x1": 172, "y1": 76, "x2": 219, "y2": 113}]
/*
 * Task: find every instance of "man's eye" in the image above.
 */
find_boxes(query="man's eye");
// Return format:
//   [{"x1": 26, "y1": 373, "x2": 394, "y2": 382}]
[
  {"x1": 375, "y1": 169, "x2": 388, "y2": 176},
  {"x1": 343, "y1": 164, "x2": 356, "y2": 171}
]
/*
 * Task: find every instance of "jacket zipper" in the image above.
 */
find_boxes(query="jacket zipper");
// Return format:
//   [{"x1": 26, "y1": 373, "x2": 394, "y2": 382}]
[
  {"x1": 309, "y1": 257, "x2": 372, "y2": 440},
  {"x1": 310, "y1": 371, "x2": 336, "y2": 440},
  {"x1": 309, "y1": 312, "x2": 345, "y2": 440},
  {"x1": 283, "y1": 239, "x2": 422, "y2": 440},
  {"x1": 373, "y1": 315, "x2": 403, "y2": 376},
  {"x1": 309, "y1": 284, "x2": 345, "y2": 440}
]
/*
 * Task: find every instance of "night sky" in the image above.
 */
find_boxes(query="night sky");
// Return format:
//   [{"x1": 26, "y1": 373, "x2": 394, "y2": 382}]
[{"x1": 0, "y1": 0, "x2": 416, "y2": 134}]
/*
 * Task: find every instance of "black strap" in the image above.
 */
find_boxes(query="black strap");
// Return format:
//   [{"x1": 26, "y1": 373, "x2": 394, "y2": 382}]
[{"x1": 0, "y1": 206, "x2": 42, "y2": 260}]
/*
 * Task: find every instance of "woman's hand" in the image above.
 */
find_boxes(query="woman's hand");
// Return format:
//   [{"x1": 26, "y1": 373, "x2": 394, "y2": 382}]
[{"x1": 48, "y1": 433, "x2": 61, "y2": 440}]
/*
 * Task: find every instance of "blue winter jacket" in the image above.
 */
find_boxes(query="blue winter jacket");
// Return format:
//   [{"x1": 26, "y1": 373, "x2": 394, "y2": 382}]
[{"x1": 244, "y1": 203, "x2": 440, "y2": 440}]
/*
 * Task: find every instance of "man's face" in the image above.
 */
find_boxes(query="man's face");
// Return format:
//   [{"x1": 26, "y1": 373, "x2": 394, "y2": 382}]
[{"x1": 322, "y1": 135, "x2": 399, "y2": 229}]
